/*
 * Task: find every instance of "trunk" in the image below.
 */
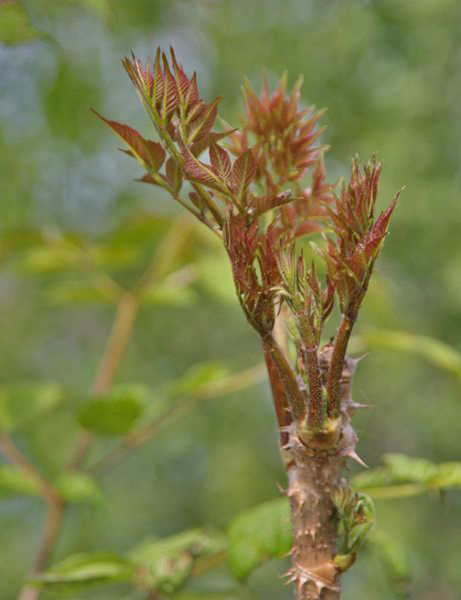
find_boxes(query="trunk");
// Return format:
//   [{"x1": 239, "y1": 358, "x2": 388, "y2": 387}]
[
  {"x1": 286, "y1": 439, "x2": 344, "y2": 599},
  {"x1": 284, "y1": 352, "x2": 359, "y2": 600}
]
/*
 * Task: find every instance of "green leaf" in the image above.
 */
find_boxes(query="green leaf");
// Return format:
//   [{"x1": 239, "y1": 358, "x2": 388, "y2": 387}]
[
  {"x1": 0, "y1": 381, "x2": 63, "y2": 432},
  {"x1": 173, "y1": 594, "x2": 244, "y2": 600},
  {"x1": 46, "y1": 280, "x2": 114, "y2": 305},
  {"x1": 75, "y1": 0, "x2": 112, "y2": 21},
  {"x1": 227, "y1": 498, "x2": 291, "y2": 580},
  {"x1": 169, "y1": 363, "x2": 230, "y2": 397},
  {"x1": 363, "y1": 329, "x2": 461, "y2": 383},
  {"x1": 368, "y1": 530, "x2": 411, "y2": 594},
  {"x1": 353, "y1": 453, "x2": 461, "y2": 499},
  {"x1": 78, "y1": 384, "x2": 148, "y2": 436},
  {"x1": 0, "y1": 466, "x2": 41, "y2": 498},
  {"x1": 0, "y1": 1, "x2": 42, "y2": 45},
  {"x1": 197, "y1": 255, "x2": 236, "y2": 304},
  {"x1": 130, "y1": 529, "x2": 227, "y2": 594},
  {"x1": 32, "y1": 552, "x2": 134, "y2": 593},
  {"x1": 141, "y1": 281, "x2": 196, "y2": 306},
  {"x1": 54, "y1": 472, "x2": 102, "y2": 505}
]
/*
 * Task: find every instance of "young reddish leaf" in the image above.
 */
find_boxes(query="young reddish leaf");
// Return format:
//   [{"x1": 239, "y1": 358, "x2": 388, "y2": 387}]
[
  {"x1": 229, "y1": 149, "x2": 256, "y2": 203},
  {"x1": 151, "y1": 47, "x2": 165, "y2": 106},
  {"x1": 209, "y1": 141, "x2": 232, "y2": 181},
  {"x1": 122, "y1": 54, "x2": 152, "y2": 98},
  {"x1": 191, "y1": 129, "x2": 239, "y2": 158},
  {"x1": 165, "y1": 157, "x2": 183, "y2": 192},
  {"x1": 169, "y1": 46, "x2": 190, "y2": 102},
  {"x1": 159, "y1": 53, "x2": 179, "y2": 121},
  {"x1": 250, "y1": 190, "x2": 294, "y2": 217},
  {"x1": 184, "y1": 72, "x2": 200, "y2": 108},
  {"x1": 92, "y1": 110, "x2": 165, "y2": 170},
  {"x1": 187, "y1": 96, "x2": 222, "y2": 144},
  {"x1": 372, "y1": 193, "x2": 399, "y2": 238},
  {"x1": 179, "y1": 139, "x2": 223, "y2": 189}
]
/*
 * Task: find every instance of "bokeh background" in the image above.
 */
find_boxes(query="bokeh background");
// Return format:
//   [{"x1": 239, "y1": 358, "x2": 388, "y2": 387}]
[{"x1": 1, "y1": 0, "x2": 461, "y2": 598}]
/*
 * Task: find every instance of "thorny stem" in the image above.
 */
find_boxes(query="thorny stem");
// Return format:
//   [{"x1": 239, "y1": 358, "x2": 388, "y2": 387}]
[
  {"x1": 297, "y1": 315, "x2": 323, "y2": 429},
  {"x1": 262, "y1": 334, "x2": 305, "y2": 421},
  {"x1": 326, "y1": 314, "x2": 355, "y2": 419},
  {"x1": 263, "y1": 348, "x2": 291, "y2": 448}
]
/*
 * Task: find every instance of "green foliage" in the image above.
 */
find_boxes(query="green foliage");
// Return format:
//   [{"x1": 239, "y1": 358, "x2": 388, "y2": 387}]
[
  {"x1": 368, "y1": 530, "x2": 412, "y2": 597},
  {"x1": 353, "y1": 454, "x2": 461, "y2": 498},
  {"x1": 364, "y1": 329, "x2": 461, "y2": 383},
  {"x1": 78, "y1": 384, "x2": 148, "y2": 436},
  {"x1": 169, "y1": 363, "x2": 231, "y2": 398},
  {"x1": 0, "y1": 1, "x2": 42, "y2": 44},
  {"x1": 2, "y1": 2, "x2": 461, "y2": 599},
  {"x1": 0, "y1": 466, "x2": 41, "y2": 498},
  {"x1": 54, "y1": 471, "x2": 102, "y2": 504},
  {"x1": 130, "y1": 529, "x2": 227, "y2": 594},
  {"x1": 227, "y1": 498, "x2": 291, "y2": 580},
  {"x1": 0, "y1": 381, "x2": 62, "y2": 432},
  {"x1": 32, "y1": 552, "x2": 134, "y2": 593},
  {"x1": 333, "y1": 489, "x2": 376, "y2": 571}
]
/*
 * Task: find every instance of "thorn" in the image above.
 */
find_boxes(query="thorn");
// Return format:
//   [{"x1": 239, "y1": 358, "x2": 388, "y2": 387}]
[
  {"x1": 347, "y1": 450, "x2": 368, "y2": 468},
  {"x1": 351, "y1": 352, "x2": 369, "y2": 365},
  {"x1": 276, "y1": 482, "x2": 287, "y2": 495},
  {"x1": 350, "y1": 402, "x2": 373, "y2": 410}
]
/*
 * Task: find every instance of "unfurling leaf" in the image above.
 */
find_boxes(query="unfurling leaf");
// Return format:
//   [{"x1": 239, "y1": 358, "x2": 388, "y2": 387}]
[
  {"x1": 93, "y1": 110, "x2": 165, "y2": 170},
  {"x1": 179, "y1": 139, "x2": 223, "y2": 189},
  {"x1": 165, "y1": 157, "x2": 183, "y2": 192},
  {"x1": 209, "y1": 141, "x2": 232, "y2": 181},
  {"x1": 228, "y1": 150, "x2": 256, "y2": 204},
  {"x1": 187, "y1": 97, "x2": 222, "y2": 144}
]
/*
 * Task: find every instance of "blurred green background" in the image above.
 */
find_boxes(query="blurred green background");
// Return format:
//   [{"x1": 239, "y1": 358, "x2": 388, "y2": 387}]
[{"x1": 1, "y1": 0, "x2": 461, "y2": 598}]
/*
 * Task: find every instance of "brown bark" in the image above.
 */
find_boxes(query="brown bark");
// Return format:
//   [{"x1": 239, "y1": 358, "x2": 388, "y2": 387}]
[
  {"x1": 286, "y1": 438, "x2": 344, "y2": 599},
  {"x1": 284, "y1": 351, "x2": 359, "y2": 600}
]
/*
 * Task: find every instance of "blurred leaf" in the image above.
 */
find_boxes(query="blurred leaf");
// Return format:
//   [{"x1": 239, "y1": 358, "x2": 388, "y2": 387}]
[
  {"x1": 368, "y1": 529, "x2": 412, "y2": 597},
  {"x1": 227, "y1": 498, "x2": 291, "y2": 580},
  {"x1": 0, "y1": 381, "x2": 63, "y2": 432},
  {"x1": 363, "y1": 329, "x2": 461, "y2": 383},
  {"x1": 0, "y1": 465, "x2": 41, "y2": 498},
  {"x1": 20, "y1": 236, "x2": 84, "y2": 273},
  {"x1": 197, "y1": 255, "x2": 236, "y2": 304},
  {"x1": 130, "y1": 529, "x2": 227, "y2": 594},
  {"x1": 353, "y1": 453, "x2": 461, "y2": 498},
  {"x1": 74, "y1": 0, "x2": 112, "y2": 21},
  {"x1": 46, "y1": 280, "x2": 115, "y2": 305},
  {"x1": 55, "y1": 472, "x2": 102, "y2": 505},
  {"x1": 0, "y1": 0, "x2": 42, "y2": 44},
  {"x1": 169, "y1": 363, "x2": 231, "y2": 397},
  {"x1": 173, "y1": 594, "x2": 244, "y2": 600},
  {"x1": 78, "y1": 384, "x2": 148, "y2": 436},
  {"x1": 32, "y1": 552, "x2": 133, "y2": 592},
  {"x1": 0, "y1": 228, "x2": 46, "y2": 261},
  {"x1": 141, "y1": 280, "x2": 196, "y2": 307}
]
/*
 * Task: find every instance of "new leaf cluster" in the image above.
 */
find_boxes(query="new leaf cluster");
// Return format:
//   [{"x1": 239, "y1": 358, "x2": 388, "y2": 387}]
[{"x1": 96, "y1": 47, "x2": 399, "y2": 434}]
